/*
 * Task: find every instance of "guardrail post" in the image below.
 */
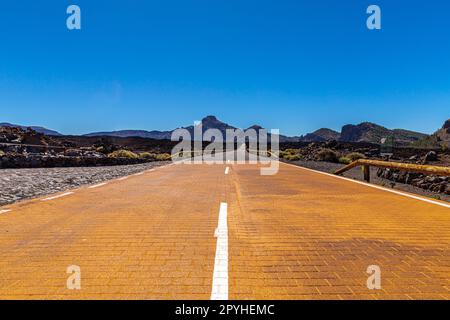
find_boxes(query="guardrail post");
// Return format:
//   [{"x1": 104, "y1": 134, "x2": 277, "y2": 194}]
[{"x1": 363, "y1": 165, "x2": 370, "y2": 183}]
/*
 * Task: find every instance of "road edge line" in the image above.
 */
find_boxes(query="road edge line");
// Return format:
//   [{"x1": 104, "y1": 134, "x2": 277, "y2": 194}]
[
  {"x1": 281, "y1": 162, "x2": 450, "y2": 209},
  {"x1": 88, "y1": 182, "x2": 107, "y2": 189},
  {"x1": 41, "y1": 192, "x2": 74, "y2": 201}
]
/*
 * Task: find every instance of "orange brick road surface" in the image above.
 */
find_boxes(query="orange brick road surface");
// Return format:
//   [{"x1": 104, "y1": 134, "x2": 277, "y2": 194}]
[{"x1": 0, "y1": 162, "x2": 449, "y2": 299}]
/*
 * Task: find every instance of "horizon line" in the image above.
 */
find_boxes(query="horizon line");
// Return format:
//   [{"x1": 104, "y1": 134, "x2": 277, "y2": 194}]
[{"x1": 1, "y1": 116, "x2": 442, "y2": 137}]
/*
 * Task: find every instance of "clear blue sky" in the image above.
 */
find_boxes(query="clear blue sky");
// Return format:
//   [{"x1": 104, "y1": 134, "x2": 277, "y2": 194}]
[{"x1": 0, "y1": 0, "x2": 449, "y2": 135}]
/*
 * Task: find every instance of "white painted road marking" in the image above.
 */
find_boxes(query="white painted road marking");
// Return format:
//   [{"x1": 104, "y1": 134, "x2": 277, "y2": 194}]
[
  {"x1": 283, "y1": 162, "x2": 450, "y2": 209},
  {"x1": 225, "y1": 167, "x2": 230, "y2": 175},
  {"x1": 211, "y1": 202, "x2": 229, "y2": 300},
  {"x1": 134, "y1": 172, "x2": 144, "y2": 176},
  {"x1": 0, "y1": 209, "x2": 11, "y2": 215},
  {"x1": 42, "y1": 192, "x2": 74, "y2": 201},
  {"x1": 117, "y1": 176, "x2": 128, "y2": 181},
  {"x1": 88, "y1": 182, "x2": 107, "y2": 189}
]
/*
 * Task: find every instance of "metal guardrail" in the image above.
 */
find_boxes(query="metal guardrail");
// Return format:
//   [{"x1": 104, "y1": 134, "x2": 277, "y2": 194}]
[{"x1": 335, "y1": 159, "x2": 450, "y2": 182}]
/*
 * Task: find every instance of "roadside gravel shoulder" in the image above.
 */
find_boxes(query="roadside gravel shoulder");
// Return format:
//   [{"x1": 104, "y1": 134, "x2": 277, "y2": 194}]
[{"x1": 0, "y1": 161, "x2": 170, "y2": 206}]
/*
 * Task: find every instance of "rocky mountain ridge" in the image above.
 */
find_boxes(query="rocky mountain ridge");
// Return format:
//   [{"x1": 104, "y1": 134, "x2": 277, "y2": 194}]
[
  {"x1": 299, "y1": 128, "x2": 341, "y2": 142},
  {"x1": 0, "y1": 122, "x2": 62, "y2": 136},
  {"x1": 83, "y1": 116, "x2": 434, "y2": 145},
  {"x1": 435, "y1": 119, "x2": 450, "y2": 147},
  {"x1": 3, "y1": 116, "x2": 449, "y2": 146},
  {"x1": 340, "y1": 122, "x2": 428, "y2": 145}
]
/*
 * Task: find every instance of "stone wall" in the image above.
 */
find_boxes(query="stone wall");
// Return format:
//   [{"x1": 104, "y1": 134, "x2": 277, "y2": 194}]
[
  {"x1": 0, "y1": 154, "x2": 153, "y2": 169},
  {"x1": 376, "y1": 168, "x2": 450, "y2": 195}
]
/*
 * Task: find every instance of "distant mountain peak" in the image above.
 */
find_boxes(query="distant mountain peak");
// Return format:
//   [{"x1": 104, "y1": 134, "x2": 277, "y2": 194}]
[
  {"x1": 189, "y1": 115, "x2": 235, "y2": 131},
  {"x1": 340, "y1": 122, "x2": 427, "y2": 145},
  {"x1": 246, "y1": 125, "x2": 264, "y2": 131},
  {"x1": 434, "y1": 118, "x2": 450, "y2": 147},
  {"x1": 442, "y1": 119, "x2": 450, "y2": 130},
  {"x1": 300, "y1": 128, "x2": 340, "y2": 142},
  {"x1": 0, "y1": 122, "x2": 62, "y2": 136},
  {"x1": 202, "y1": 115, "x2": 218, "y2": 121}
]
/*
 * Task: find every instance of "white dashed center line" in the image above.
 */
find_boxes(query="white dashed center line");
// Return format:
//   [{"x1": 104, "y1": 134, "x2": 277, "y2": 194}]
[
  {"x1": 0, "y1": 209, "x2": 11, "y2": 215},
  {"x1": 88, "y1": 182, "x2": 107, "y2": 189},
  {"x1": 41, "y1": 192, "x2": 74, "y2": 201},
  {"x1": 224, "y1": 167, "x2": 230, "y2": 175},
  {"x1": 211, "y1": 202, "x2": 229, "y2": 300}
]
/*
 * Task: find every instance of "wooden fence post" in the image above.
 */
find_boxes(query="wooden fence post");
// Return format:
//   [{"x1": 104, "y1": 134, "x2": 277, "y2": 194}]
[{"x1": 363, "y1": 165, "x2": 370, "y2": 182}]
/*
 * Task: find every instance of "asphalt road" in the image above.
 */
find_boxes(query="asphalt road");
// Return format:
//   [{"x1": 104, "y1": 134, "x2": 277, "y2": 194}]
[{"x1": 0, "y1": 161, "x2": 449, "y2": 300}]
